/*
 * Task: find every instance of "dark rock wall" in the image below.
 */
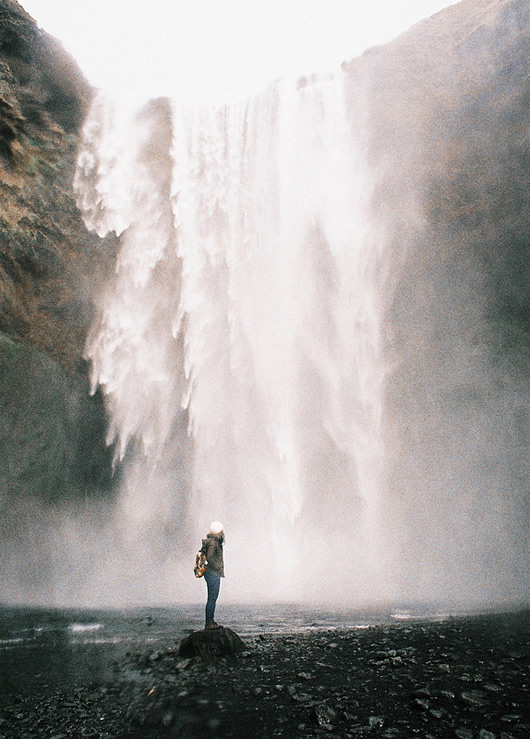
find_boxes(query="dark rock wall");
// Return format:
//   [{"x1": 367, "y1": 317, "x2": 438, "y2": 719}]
[
  {"x1": 344, "y1": 0, "x2": 529, "y2": 599},
  {"x1": 0, "y1": 0, "x2": 116, "y2": 511},
  {"x1": 0, "y1": 0, "x2": 117, "y2": 362}
]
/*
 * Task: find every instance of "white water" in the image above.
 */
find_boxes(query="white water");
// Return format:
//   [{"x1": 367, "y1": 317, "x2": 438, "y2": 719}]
[{"x1": 74, "y1": 74, "x2": 395, "y2": 604}]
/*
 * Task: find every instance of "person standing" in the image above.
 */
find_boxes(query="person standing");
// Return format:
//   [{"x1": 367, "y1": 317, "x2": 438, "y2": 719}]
[{"x1": 201, "y1": 521, "x2": 225, "y2": 629}]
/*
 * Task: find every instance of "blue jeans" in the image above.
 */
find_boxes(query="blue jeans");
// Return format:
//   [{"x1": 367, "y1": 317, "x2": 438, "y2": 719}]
[{"x1": 204, "y1": 572, "x2": 221, "y2": 626}]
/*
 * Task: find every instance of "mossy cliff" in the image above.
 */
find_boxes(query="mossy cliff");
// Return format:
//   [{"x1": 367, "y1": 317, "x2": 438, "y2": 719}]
[{"x1": 0, "y1": 0, "x2": 115, "y2": 505}]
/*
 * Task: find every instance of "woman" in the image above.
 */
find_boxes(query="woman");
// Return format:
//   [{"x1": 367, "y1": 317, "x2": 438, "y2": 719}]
[{"x1": 201, "y1": 521, "x2": 225, "y2": 630}]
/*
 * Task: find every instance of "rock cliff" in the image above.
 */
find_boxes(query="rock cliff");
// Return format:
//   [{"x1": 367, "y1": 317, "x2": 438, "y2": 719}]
[
  {"x1": 0, "y1": 0, "x2": 117, "y2": 362},
  {"x1": 0, "y1": 0, "x2": 115, "y2": 507},
  {"x1": 344, "y1": 0, "x2": 528, "y2": 596}
]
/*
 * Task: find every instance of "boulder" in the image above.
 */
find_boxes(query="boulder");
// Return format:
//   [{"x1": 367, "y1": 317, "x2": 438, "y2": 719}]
[{"x1": 178, "y1": 627, "x2": 247, "y2": 661}]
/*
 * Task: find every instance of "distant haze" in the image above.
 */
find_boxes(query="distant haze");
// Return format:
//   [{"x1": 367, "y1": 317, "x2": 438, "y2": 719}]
[{"x1": 21, "y1": 0, "x2": 458, "y2": 103}]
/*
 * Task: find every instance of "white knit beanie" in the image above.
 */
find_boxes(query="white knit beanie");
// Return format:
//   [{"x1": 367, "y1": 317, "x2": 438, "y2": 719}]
[{"x1": 209, "y1": 521, "x2": 224, "y2": 535}]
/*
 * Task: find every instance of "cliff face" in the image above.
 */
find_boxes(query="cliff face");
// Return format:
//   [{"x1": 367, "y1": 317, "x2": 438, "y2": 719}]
[
  {"x1": 0, "y1": 0, "x2": 117, "y2": 363},
  {"x1": 0, "y1": 0, "x2": 115, "y2": 506},
  {"x1": 342, "y1": 0, "x2": 528, "y2": 597}
]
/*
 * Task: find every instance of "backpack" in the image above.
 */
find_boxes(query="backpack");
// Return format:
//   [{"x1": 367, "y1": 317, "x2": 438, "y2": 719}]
[{"x1": 194, "y1": 550, "x2": 207, "y2": 578}]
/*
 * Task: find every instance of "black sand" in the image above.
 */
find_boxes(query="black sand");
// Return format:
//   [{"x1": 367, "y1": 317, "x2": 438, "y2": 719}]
[{"x1": 0, "y1": 610, "x2": 528, "y2": 738}]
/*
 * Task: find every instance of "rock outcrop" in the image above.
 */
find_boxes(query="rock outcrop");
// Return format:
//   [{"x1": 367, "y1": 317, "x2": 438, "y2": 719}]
[
  {"x1": 0, "y1": 0, "x2": 117, "y2": 363},
  {"x1": 342, "y1": 0, "x2": 529, "y2": 597},
  {"x1": 179, "y1": 627, "x2": 247, "y2": 661},
  {"x1": 0, "y1": 0, "x2": 116, "y2": 508}
]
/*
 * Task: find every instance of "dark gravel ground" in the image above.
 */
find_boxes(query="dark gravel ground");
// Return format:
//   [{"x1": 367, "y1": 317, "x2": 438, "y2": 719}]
[{"x1": 0, "y1": 610, "x2": 528, "y2": 738}]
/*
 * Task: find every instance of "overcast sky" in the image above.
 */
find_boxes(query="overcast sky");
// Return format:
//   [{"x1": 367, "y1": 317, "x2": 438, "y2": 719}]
[{"x1": 21, "y1": 0, "x2": 459, "y2": 103}]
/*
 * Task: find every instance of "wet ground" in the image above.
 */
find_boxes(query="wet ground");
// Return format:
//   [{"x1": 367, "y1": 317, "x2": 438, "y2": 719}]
[{"x1": 0, "y1": 605, "x2": 528, "y2": 737}]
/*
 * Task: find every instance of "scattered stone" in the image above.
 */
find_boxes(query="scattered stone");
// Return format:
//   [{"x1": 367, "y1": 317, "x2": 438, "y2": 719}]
[
  {"x1": 430, "y1": 708, "x2": 446, "y2": 719},
  {"x1": 298, "y1": 671, "x2": 312, "y2": 680},
  {"x1": 314, "y1": 703, "x2": 337, "y2": 727},
  {"x1": 500, "y1": 714, "x2": 522, "y2": 723},
  {"x1": 174, "y1": 658, "x2": 193, "y2": 671},
  {"x1": 461, "y1": 690, "x2": 489, "y2": 707},
  {"x1": 455, "y1": 729, "x2": 474, "y2": 739},
  {"x1": 412, "y1": 698, "x2": 430, "y2": 711},
  {"x1": 292, "y1": 692, "x2": 312, "y2": 703},
  {"x1": 1, "y1": 610, "x2": 527, "y2": 738},
  {"x1": 412, "y1": 687, "x2": 432, "y2": 698}
]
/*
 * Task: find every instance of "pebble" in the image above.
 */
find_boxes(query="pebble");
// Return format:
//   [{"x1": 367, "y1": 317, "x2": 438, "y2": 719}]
[
  {"x1": 314, "y1": 703, "x2": 337, "y2": 727},
  {"x1": 298, "y1": 672, "x2": 312, "y2": 680},
  {"x1": 292, "y1": 692, "x2": 312, "y2": 703},
  {"x1": 412, "y1": 687, "x2": 431, "y2": 698},
  {"x1": 461, "y1": 690, "x2": 489, "y2": 707},
  {"x1": 430, "y1": 708, "x2": 446, "y2": 719},
  {"x1": 174, "y1": 658, "x2": 192, "y2": 671},
  {"x1": 412, "y1": 698, "x2": 430, "y2": 710}
]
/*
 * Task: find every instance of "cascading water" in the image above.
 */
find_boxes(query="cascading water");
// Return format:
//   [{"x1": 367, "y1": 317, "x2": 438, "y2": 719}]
[{"x1": 74, "y1": 73, "x2": 395, "y2": 604}]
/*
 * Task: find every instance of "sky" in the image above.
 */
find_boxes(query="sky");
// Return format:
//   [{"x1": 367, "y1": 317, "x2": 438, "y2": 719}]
[{"x1": 20, "y1": 0, "x2": 459, "y2": 103}]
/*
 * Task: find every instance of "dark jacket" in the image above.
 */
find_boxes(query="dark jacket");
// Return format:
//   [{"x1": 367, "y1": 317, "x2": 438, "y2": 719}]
[{"x1": 201, "y1": 534, "x2": 225, "y2": 577}]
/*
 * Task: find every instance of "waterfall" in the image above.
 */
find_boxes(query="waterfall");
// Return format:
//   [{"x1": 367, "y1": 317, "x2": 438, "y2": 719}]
[{"x1": 74, "y1": 74, "x2": 394, "y2": 604}]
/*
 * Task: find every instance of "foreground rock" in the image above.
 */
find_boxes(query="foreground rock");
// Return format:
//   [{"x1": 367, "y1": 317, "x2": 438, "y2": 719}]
[{"x1": 179, "y1": 627, "x2": 247, "y2": 660}]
